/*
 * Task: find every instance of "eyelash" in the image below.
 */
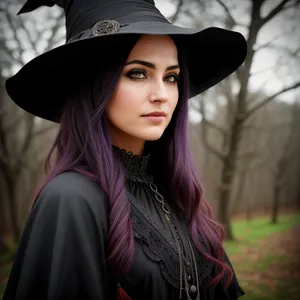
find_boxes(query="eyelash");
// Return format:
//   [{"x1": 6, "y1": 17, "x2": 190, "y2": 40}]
[{"x1": 126, "y1": 69, "x2": 180, "y2": 85}]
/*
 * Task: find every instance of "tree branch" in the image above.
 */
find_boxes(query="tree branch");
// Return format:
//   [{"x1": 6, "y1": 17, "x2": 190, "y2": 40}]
[
  {"x1": 244, "y1": 81, "x2": 300, "y2": 120},
  {"x1": 235, "y1": 66, "x2": 243, "y2": 83},
  {"x1": 255, "y1": 44, "x2": 300, "y2": 58},
  {"x1": 19, "y1": 16, "x2": 39, "y2": 57},
  {"x1": 249, "y1": 65, "x2": 278, "y2": 77},
  {"x1": 20, "y1": 115, "x2": 35, "y2": 156},
  {"x1": 261, "y1": 0, "x2": 295, "y2": 25},
  {"x1": 10, "y1": 114, "x2": 34, "y2": 176},
  {"x1": 202, "y1": 119, "x2": 227, "y2": 136},
  {"x1": 0, "y1": 43, "x2": 23, "y2": 65},
  {"x1": 13, "y1": 115, "x2": 35, "y2": 177},
  {"x1": 4, "y1": 112, "x2": 26, "y2": 132},
  {"x1": 170, "y1": 0, "x2": 184, "y2": 23},
  {"x1": 215, "y1": 0, "x2": 237, "y2": 27},
  {"x1": 278, "y1": 99, "x2": 300, "y2": 173},
  {"x1": 235, "y1": 160, "x2": 273, "y2": 175},
  {"x1": 202, "y1": 137, "x2": 226, "y2": 161},
  {"x1": 254, "y1": 29, "x2": 294, "y2": 52},
  {"x1": 199, "y1": 99, "x2": 225, "y2": 161},
  {"x1": 32, "y1": 123, "x2": 56, "y2": 138},
  {"x1": 274, "y1": 0, "x2": 300, "y2": 16},
  {"x1": 237, "y1": 151, "x2": 258, "y2": 160},
  {"x1": 3, "y1": 9, "x2": 25, "y2": 64},
  {"x1": 244, "y1": 122, "x2": 290, "y2": 132},
  {"x1": 44, "y1": 9, "x2": 65, "y2": 52}
]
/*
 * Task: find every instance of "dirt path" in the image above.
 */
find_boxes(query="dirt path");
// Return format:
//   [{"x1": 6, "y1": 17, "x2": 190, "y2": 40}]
[{"x1": 230, "y1": 224, "x2": 300, "y2": 299}]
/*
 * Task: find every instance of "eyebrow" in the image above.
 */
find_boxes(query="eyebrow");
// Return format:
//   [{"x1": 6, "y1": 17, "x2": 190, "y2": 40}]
[{"x1": 124, "y1": 60, "x2": 180, "y2": 71}]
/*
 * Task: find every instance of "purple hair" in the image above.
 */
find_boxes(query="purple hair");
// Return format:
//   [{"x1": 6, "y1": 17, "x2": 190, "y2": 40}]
[{"x1": 39, "y1": 35, "x2": 232, "y2": 294}]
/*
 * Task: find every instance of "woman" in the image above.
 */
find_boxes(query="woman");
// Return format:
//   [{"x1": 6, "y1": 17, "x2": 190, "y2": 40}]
[{"x1": 3, "y1": 0, "x2": 247, "y2": 299}]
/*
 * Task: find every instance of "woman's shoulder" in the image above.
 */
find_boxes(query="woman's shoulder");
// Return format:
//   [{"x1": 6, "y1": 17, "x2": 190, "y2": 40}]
[
  {"x1": 41, "y1": 171, "x2": 102, "y2": 195},
  {"x1": 35, "y1": 171, "x2": 109, "y2": 215}
]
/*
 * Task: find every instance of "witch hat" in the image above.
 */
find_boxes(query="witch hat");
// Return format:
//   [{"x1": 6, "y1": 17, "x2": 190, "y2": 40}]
[{"x1": 5, "y1": 0, "x2": 247, "y2": 122}]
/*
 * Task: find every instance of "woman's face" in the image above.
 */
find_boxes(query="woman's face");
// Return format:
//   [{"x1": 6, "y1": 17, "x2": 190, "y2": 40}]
[{"x1": 106, "y1": 34, "x2": 180, "y2": 153}]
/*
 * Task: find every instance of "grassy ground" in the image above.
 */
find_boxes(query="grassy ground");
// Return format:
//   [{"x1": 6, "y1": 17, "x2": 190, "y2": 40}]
[
  {"x1": 0, "y1": 213, "x2": 299, "y2": 298},
  {"x1": 224, "y1": 213, "x2": 300, "y2": 300}
]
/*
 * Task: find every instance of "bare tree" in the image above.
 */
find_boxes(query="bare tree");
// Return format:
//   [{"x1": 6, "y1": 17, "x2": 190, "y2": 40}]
[
  {"x1": 0, "y1": 1, "x2": 64, "y2": 243},
  {"x1": 176, "y1": 0, "x2": 300, "y2": 239},
  {"x1": 270, "y1": 99, "x2": 300, "y2": 224}
]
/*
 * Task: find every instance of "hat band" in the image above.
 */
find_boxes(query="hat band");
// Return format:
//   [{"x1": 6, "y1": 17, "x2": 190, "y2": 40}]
[
  {"x1": 67, "y1": 7, "x2": 170, "y2": 43},
  {"x1": 68, "y1": 20, "x2": 129, "y2": 43}
]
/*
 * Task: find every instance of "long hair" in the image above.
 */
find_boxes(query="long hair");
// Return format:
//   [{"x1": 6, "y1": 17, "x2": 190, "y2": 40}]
[
  {"x1": 147, "y1": 37, "x2": 232, "y2": 287},
  {"x1": 41, "y1": 34, "x2": 232, "y2": 298}
]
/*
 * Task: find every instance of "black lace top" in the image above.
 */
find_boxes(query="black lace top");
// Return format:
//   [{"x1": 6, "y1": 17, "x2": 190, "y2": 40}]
[
  {"x1": 115, "y1": 147, "x2": 245, "y2": 300},
  {"x1": 3, "y1": 147, "x2": 245, "y2": 300}
]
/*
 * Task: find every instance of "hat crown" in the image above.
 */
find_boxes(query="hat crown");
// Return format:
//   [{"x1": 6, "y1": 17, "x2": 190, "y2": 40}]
[
  {"x1": 18, "y1": 0, "x2": 163, "y2": 40},
  {"x1": 66, "y1": 0, "x2": 163, "y2": 40},
  {"x1": 18, "y1": 0, "x2": 156, "y2": 11}
]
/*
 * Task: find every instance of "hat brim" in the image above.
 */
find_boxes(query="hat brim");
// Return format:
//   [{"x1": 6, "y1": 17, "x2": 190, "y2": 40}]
[{"x1": 5, "y1": 23, "x2": 247, "y2": 122}]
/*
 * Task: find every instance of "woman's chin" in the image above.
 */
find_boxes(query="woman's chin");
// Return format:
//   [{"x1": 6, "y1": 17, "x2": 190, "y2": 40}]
[{"x1": 139, "y1": 129, "x2": 165, "y2": 141}]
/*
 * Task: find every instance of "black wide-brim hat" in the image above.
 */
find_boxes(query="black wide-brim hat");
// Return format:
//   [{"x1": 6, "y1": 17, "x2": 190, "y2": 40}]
[{"x1": 6, "y1": 0, "x2": 247, "y2": 123}]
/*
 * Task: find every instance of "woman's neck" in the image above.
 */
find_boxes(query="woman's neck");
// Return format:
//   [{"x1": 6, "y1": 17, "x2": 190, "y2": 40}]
[{"x1": 111, "y1": 140, "x2": 145, "y2": 156}]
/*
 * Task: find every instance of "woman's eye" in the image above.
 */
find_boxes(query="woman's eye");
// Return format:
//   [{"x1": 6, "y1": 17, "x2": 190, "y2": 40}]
[
  {"x1": 127, "y1": 70, "x2": 147, "y2": 80},
  {"x1": 165, "y1": 74, "x2": 179, "y2": 84}
]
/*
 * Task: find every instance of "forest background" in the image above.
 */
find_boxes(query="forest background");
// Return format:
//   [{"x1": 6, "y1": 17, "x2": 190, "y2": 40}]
[{"x1": 1, "y1": 0, "x2": 300, "y2": 299}]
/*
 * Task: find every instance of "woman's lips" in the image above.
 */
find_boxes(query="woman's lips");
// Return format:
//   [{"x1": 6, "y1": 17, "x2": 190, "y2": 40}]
[
  {"x1": 142, "y1": 115, "x2": 166, "y2": 123},
  {"x1": 141, "y1": 112, "x2": 166, "y2": 124}
]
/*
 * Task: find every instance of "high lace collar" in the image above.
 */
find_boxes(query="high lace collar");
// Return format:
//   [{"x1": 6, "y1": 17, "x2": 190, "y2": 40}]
[{"x1": 113, "y1": 146, "x2": 154, "y2": 184}]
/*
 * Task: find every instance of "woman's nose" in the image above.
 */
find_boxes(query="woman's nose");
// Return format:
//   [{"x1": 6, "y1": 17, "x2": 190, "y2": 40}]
[{"x1": 149, "y1": 81, "x2": 168, "y2": 103}]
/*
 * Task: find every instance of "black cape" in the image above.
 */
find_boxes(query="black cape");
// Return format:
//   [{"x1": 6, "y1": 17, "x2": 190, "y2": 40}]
[{"x1": 3, "y1": 149, "x2": 245, "y2": 300}]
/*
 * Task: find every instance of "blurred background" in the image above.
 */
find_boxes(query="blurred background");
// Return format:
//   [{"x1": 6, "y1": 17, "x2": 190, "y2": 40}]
[{"x1": 0, "y1": 0, "x2": 300, "y2": 299}]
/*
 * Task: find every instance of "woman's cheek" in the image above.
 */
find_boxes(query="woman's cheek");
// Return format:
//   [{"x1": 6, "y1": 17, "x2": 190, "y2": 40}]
[{"x1": 114, "y1": 84, "x2": 141, "y2": 107}]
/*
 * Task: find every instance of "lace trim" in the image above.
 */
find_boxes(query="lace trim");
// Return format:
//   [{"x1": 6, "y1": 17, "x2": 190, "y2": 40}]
[
  {"x1": 132, "y1": 212, "x2": 181, "y2": 287},
  {"x1": 113, "y1": 147, "x2": 154, "y2": 184},
  {"x1": 128, "y1": 193, "x2": 214, "y2": 289},
  {"x1": 128, "y1": 193, "x2": 176, "y2": 251}
]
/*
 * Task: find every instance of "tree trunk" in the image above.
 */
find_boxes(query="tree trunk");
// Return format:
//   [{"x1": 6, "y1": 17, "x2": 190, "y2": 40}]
[
  {"x1": 4, "y1": 172, "x2": 21, "y2": 242},
  {"x1": 246, "y1": 204, "x2": 252, "y2": 222},
  {"x1": 271, "y1": 180, "x2": 281, "y2": 224},
  {"x1": 217, "y1": 3, "x2": 262, "y2": 240},
  {"x1": 219, "y1": 191, "x2": 235, "y2": 240},
  {"x1": 218, "y1": 158, "x2": 237, "y2": 240}
]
